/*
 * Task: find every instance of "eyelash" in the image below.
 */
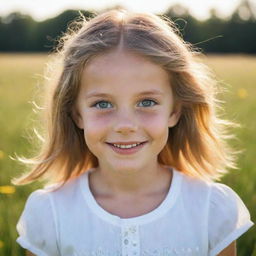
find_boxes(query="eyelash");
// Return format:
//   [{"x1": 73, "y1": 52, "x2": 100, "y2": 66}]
[{"x1": 91, "y1": 99, "x2": 159, "y2": 109}]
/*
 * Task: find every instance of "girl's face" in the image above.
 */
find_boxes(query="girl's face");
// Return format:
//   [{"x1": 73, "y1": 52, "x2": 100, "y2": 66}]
[{"x1": 74, "y1": 49, "x2": 180, "y2": 174}]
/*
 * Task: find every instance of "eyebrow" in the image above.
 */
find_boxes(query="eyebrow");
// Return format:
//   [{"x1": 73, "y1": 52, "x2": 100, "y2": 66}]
[{"x1": 85, "y1": 89, "x2": 164, "y2": 99}]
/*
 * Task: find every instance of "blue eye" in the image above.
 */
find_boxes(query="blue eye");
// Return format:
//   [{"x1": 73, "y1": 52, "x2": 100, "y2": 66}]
[
  {"x1": 138, "y1": 99, "x2": 158, "y2": 107},
  {"x1": 93, "y1": 101, "x2": 112, "y2": 109},
  {"x1": 91, "y1": 99, "x2": 158, "y2": 109}
]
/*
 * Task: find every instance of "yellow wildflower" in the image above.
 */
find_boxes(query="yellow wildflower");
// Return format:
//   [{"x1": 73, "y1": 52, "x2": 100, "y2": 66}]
[
  {"x1": 0, "y1": 151, "x2": 4, "y2": 159},
  {"x1": 0, "y1": 186, "x2": 16, "y2": 194},
  {"x1": 0, "y1": 240, "x2": 4, "y2": 248},
  {"x1": 237, "y1": 88, "x2": 248, "y2": 99}
]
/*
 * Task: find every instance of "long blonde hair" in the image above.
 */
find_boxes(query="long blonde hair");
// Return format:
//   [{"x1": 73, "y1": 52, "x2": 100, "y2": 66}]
[{"x1": 12, "y1": 8, "x2": 241, "y2": 189}]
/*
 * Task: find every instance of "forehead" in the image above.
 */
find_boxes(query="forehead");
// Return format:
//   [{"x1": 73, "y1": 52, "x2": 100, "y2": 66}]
[{"x1": 81, "y1": 50, "x2": 170, "y2": 89}]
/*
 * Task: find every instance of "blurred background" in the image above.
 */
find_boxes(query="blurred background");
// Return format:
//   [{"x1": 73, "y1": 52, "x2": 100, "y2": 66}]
[{"x1": 0, "y1": 0, "x2": 255, "y2": 255}]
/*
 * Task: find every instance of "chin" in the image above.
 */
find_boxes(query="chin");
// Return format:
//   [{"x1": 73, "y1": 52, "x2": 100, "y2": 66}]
[{"x1": 108, "y1": 160, "x2": 150, "y2": 173}]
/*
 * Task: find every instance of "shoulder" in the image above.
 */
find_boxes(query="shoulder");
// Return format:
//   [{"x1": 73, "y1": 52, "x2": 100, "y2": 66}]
[
  {"x1": 16, "y1": 173, "x2": 87, "y2": 255},
  {"x1": 21, "y1": 189, "x2": 53, "y2": 218},
  {"x1": 17, "y1": 188, "x2": 56, "y2": 230},
  {"x1": 207, "y1": 182, "x2": 254, "y2": 256},
  {"x1": 42, "y1": 172, "x2": 87, "y2": 205},
  {"x1": 22, "y1": 184, "x2": 61, "y2": 215},
  {"x1": 177, "y1": 171, "x2": 212, "y2": 200},
  {"x1": 208, "y1": 182, "x2": 250, "y2": 222},
  {"x1": 16, "y1": 189, "x2": 60, "y2": 255},
  {"x1": 178, "y1": 172, "x2": 248, "y2": 213},
  {"x1": 209, "y1": 182, "x2": 238, "y2": 203}
]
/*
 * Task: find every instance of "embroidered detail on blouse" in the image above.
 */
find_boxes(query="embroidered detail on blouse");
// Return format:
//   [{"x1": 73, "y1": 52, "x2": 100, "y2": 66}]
[
  {"x1": 141, "y1": 246, "x2": 200, "y2": 255},
  {"x1": 69, "y1": 246, "x2": 200, "y2": 256}
]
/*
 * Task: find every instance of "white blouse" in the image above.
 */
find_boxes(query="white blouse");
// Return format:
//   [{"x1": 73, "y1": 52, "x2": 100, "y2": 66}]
[{"x1": 16, "y1": 167, "x2": 254, "y2": 256}]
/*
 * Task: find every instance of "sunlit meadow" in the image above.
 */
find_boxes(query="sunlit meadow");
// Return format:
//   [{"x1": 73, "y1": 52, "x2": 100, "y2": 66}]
[{"x1": 0, "y1": 54, "x2": 255, "y2": 255}]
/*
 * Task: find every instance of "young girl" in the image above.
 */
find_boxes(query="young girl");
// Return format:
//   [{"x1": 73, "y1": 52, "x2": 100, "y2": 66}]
[{"x1": 13, "y1": 8, "x2": 254, "y2": 256}]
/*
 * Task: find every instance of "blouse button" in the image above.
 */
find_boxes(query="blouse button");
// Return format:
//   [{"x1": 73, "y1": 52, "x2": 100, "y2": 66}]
[
  {"x1": 129, "y1": 226, "x2": 137, "y2": 233},
  {"x1": 132, "y1": 241, "x2": 137, "y2": 246},
  {"x1": 124, "y1": 239, "x2": 129, "y2": 245}
]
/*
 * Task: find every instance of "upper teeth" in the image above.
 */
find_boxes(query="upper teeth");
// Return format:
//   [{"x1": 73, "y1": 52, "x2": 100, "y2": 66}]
[{"x1": 113, "y1": 143, "x2": 141, "y2": 148}]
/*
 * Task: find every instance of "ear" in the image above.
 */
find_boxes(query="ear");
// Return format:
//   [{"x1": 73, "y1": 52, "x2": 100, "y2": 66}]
[
  {"x1": 168, "y1": 103, "x2": 182, "y2": 128},
  {"x1": 71, "y1": 107, "x2": 84, "y2": 129}
]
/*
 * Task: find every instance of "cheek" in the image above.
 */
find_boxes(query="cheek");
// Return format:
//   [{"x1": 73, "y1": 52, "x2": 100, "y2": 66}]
[
  {"x1": 140, "y1": 112, "x2": 169, "y2": 134},
  {"x1": 82, "y1": 112, "x2": 111, "y2": 138}
]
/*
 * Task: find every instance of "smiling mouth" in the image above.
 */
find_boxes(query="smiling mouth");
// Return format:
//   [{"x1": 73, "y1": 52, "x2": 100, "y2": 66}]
[
  {"x1": 106, "y1": 142, "x2": 146, "y2": 148},
  {"x1": 106, "y1": 141, "x2": 147, "y2": 154}
]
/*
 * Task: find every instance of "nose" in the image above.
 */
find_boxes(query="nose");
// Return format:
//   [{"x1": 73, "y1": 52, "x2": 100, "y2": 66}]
[{"x1": 113, "y1": 108, "x2": 138, "y2": 134}]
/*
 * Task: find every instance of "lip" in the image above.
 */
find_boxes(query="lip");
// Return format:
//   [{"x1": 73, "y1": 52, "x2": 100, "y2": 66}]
[
  {"x1": 106, "y1": 141, "x2": 147, "y2": 155},
  {"x1": 107, "y1": 141, "x2": 145, "y2": 145}
]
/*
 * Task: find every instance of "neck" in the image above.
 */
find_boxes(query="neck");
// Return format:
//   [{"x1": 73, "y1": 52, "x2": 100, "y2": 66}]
[{"x1": 88, "y1": 163, "x2": 173, "y2": 199}]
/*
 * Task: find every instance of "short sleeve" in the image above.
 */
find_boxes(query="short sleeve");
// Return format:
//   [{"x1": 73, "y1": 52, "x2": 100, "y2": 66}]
[
  {"x1": 16, "y1": 189, "x2": 60, "y2": 256},
  {"x1": 208, "y1": 183, "x2": 254, "y2": 256}
]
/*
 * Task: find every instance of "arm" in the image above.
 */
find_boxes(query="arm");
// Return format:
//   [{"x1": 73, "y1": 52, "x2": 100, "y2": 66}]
[
  {"x1": 217, "y1": 241, "x2": 236, "y2": 256},
  {"x1": 26, "y1": 250, "x2": 36, "y2": 256}
]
